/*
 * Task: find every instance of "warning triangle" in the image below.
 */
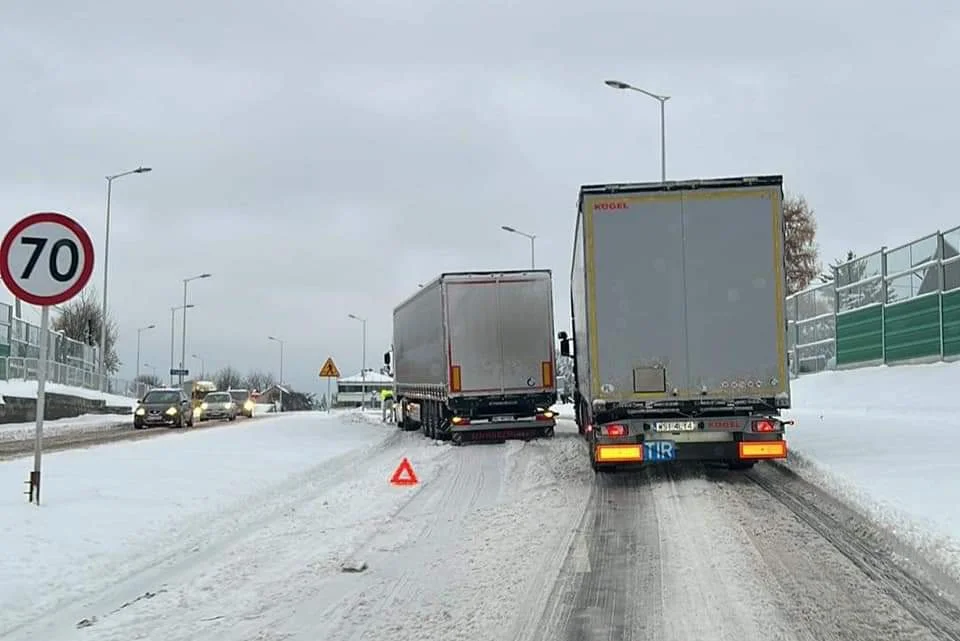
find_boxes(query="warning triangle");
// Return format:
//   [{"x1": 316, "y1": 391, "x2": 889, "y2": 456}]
[
  {"x1": 318, "y1": 357, "x2": 341, "y2": 378},
  {"x1": 390, "y1": 457, "x2": 419, "y2": 486}
]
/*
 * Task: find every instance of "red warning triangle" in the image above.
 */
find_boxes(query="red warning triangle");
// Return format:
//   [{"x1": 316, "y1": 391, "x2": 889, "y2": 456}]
[{"x1": 390, "y1": 457, "x2": 419, "y2": 486}]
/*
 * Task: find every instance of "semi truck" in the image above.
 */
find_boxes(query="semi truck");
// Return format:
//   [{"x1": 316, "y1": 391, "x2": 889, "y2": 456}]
[
  {"x1": 384, "y1": 270, "x2": 558, "y2": 444},
  {"x1": 558, "y1": 175, "x2": 792, "y2": 472}
]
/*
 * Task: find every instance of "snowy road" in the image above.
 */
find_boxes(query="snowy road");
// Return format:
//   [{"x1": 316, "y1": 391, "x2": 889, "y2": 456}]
[{"x1": 4, "y1": 414, "x2": 960, "y2": 641}]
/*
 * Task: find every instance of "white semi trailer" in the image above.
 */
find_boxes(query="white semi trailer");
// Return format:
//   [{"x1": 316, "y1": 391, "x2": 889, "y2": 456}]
[
  {"x1": 385, "y1": 270, "x2": 558, "y2": 444},
  {"x1": 559, "y1": 175, "x2": 792, "y2": 472}
]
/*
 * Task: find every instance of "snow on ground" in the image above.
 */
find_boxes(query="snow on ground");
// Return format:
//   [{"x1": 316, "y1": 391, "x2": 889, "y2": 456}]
[
  {"x1": 0, "y1": 408, "x2": 593, "y2": 641},
  {"x1": 0, "y1": 380, "x2": 137, "y2": 408},
  {"x1": 0, "y1": 413, "x2": 130, "y2": 441},
  {"x1": 0, "y1": 409, "x2": 399, "y2": 639},
  {"x1": 784, "y1": 361, "x2": 960, "y2": 582}
]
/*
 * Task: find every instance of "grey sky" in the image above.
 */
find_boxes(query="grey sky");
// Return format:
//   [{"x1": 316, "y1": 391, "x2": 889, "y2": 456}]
[{"x1": 2, "y1": 1, "x2": 958, "y2": 393}]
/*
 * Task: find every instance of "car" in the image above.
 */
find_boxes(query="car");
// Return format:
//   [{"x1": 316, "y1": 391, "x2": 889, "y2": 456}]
[
  {"x1": 134, "y1": 388, "x2": 195, "y2": 429},
  {"x1": 199, "y1": 391, "x2": 238, "y2": 422},
  {"x1": 228, "y1": 388, "x2": 256, "y2": 418}
]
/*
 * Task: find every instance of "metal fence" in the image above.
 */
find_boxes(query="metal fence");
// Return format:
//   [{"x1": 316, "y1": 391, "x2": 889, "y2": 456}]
[
  {"x1": 786, "y1": 225, "x2": 960, "y2": 376},
  {"x1": 0, "y1": 356, "x2": 148, "y2": 400}
]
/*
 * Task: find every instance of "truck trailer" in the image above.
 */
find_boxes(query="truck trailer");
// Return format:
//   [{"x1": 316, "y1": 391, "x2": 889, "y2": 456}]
[
  {"x1": 385, "y1": 270, "x2": 558, "y2": 444},
  {"x1": 558, "y1": 175, "x2": 792, "y2": 472}
]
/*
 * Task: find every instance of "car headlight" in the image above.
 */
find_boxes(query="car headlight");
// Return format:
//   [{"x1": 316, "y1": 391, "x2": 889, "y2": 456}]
[
  {"x1": 225, "y1": 402, "x2": 233, "y2": 408},
  {"x1": 136, "y1": 407, "x2": 146, "y2": 416},
  {"x1": 244, "y1": 400, "x2": 254, "y2": 410},
  {"x1": 165, "y1": 407, "x2": 178, "y2": 416},
  {"x1": 201, "y1": 402, "x2": 208, "y2": 410}
]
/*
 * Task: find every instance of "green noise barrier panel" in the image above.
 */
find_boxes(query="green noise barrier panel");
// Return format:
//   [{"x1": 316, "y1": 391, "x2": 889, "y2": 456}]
[
  {"x1": 883, "y1": 295, "x2": 941, "y2": 363},
  {"x1": 941, "y1": 290, "x2": 960, "y2": 357},
  {"x1": 836, "y1": 305, "x2": 883, "y2": 366}
]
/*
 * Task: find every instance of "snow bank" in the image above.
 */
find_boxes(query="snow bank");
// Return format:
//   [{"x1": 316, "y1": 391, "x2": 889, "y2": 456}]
[
  {"x1": 0, "y1": 380, "x2": 137, "y2": 409},
  {"x1": 0, "y1": 414, "x2": 130, "y2": 442},
  {"x1": 785, "y1": 362, "x2": 960, "y2": 581}
]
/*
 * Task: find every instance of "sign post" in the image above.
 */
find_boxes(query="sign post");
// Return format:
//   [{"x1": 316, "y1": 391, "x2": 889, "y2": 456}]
[
  {"x1": 318, "y1": 356, "x2": 341, "y2": 413},
  {"x1": 0, "y1": 212, "x2": 95, "y2": 505}
]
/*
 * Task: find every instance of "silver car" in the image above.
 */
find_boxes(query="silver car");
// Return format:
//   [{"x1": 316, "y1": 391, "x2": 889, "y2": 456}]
[{"x1": 199, "y1": 391, "x2": 238, "y2": 422}]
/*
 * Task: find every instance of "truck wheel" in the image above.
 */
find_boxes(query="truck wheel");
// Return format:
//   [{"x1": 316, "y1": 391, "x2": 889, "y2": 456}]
[
  {"x1": 541, "y1": 426, "x2": 555, "y2": 438},
  {"x1": 451, "y1": 432, "x2": 463, "y2": 446}
]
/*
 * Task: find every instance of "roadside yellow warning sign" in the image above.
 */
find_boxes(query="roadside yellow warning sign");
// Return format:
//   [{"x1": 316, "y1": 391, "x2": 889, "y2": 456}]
[{"x1": 319, "y1": 357, "x2": 341, "y2": 378}]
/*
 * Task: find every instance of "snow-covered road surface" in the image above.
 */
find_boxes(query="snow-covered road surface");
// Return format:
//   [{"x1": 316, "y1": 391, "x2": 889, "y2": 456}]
[{"x1": 4, "y1": 412, "x2": 960, "y2": 641}]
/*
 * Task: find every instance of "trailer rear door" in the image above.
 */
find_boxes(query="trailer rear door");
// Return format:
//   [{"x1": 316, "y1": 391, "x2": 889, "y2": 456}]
[{"x1": 444, "y1": 272, "x2": 556, "y2": 396}]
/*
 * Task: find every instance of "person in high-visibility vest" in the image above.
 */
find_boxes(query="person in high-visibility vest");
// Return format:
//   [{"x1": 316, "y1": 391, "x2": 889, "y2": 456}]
[{"x1": 381, "y1": 388, "x2": 395, "y2": 422}]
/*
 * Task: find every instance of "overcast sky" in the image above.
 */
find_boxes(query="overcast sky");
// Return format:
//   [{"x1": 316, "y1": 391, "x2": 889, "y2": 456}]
[{"x1": 1, "y1": 1, "x2": 958, "y2": 393}]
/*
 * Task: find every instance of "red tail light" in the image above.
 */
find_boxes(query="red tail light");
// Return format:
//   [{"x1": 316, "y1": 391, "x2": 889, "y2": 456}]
[
  {"x1": 451, "y1": 416, "x2": 471, "y2": 426},
  {"x1": 603, "y1": 423, "x2": 628, "y2": 437},
  {"x1": 536, "y1": 411, "x2": 555, "y2": 421},
  {"x1": 753, "y1": 419, "x2": 777, "y2": 432}
]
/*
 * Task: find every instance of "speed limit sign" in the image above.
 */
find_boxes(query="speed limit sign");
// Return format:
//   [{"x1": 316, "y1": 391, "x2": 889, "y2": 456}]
[
  {"x1": 1, "y1": 211, "x2": 95, "y2": 506},
  {"x1": 0, "y1": 211, "x2": 95, "y2": 306}
]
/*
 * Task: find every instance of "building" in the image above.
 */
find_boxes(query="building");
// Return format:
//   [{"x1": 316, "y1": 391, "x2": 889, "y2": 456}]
[{"x1": 335, "y1": 370, "x2": 393, "y2": 407}]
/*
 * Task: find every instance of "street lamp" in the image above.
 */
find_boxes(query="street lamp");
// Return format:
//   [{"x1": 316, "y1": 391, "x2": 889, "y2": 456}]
[
  {"x1": 348, "y1": 314, "x2": 368, "y2": 410},
  {"x1": 180, "y1": 273, "x2": 212, "y2": 386},
  {"x1": 604, "y1": 79, "x2": 669, "y2": 181},
  {"x1": 99, "y1": 165, "x2": 152, "y2": 389},
  {"x1": 143, "y1": 362, "x2": 158, "y2": 378},
  {"x1": 136, "y1": 323, "x2": 156, "y2": 380},
  {"x1": 170, "y1": 304, "x2": 194, "y2": 385},
  {"x1": 191, "y1": 353, "x2": 205, "y2": 379},
  {"x1": 267, "y1": 336, "x2": 285, "y2": 411},
  {"x1": 500, "y1": 225, "x2": 536, "y2": 268}
]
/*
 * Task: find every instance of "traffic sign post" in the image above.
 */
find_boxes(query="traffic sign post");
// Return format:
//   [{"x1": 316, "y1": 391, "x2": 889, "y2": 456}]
[
  {"x1": 319, "y1": 357, "x2": 341, "y2": 413},
  {"x1": 0, "y1": 212, "x2": 95, "y2": 505}
]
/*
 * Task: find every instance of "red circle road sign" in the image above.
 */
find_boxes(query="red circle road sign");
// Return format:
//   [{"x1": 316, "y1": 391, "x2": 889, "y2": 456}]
[{"x1": 0, "y1": 212, "x2": 95, "y2": 307}]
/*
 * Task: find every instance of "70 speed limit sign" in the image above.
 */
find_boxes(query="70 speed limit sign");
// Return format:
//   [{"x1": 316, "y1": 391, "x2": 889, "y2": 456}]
[{"x1": 0, "y1": 212, "x2": 95, "y2": 306}]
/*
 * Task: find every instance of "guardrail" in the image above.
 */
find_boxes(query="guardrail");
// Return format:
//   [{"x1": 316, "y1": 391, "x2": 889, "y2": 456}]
[
  {"x1": 786, "y1": 224, "x2": 960, "y2": 376},
  {"x1": 0, "y1": 356, "x2": 147, "y2": 400}
]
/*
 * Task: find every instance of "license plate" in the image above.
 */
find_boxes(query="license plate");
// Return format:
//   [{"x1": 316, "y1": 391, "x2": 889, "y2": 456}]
[
  {"x1": 654, "y1": 421, "x2": 697, "y2": 432},
  {"x1": 644, "y1": 441, "x2": 676, "y2": 462},
  {"x1": 491, "y1": 416, "x2": 514, "y2": 423}
]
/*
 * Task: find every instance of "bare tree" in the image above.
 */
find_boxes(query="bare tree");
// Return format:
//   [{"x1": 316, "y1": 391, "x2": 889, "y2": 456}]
[
  {"x1": 213, "y1": 366, "x2": 245, "y2": 391},
  {"x1": 783, "y1": 194, "x2": 820, "y2": 295},
  {"x1": 244, "y1": 369, "x2": 276, "y2": 392},
  {"x1": 52, "y1": 287, "x2": 119, "y2": 373}
]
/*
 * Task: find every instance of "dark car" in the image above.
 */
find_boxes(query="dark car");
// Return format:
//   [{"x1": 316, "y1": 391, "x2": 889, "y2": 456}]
[
  {"x1": 199, "y1": 391, "x2": 238, "y2": 422},
  {"x1": 228, "y1": 388, "x2": 255, "y2": 418},
  {"x1": 135, "y1": 388, "x2": 195, "y2": 429}
]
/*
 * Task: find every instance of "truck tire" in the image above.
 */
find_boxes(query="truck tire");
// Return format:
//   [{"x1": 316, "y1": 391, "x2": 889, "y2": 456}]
[{"x1": 451, "y1": 432, "x2": 464, "y2": 446}]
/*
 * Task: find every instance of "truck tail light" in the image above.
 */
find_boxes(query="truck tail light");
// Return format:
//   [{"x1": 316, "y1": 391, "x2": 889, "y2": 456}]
[
  {"x1": 541, "y1": 361, "x2": 554, "y2": 387},
  {"x1": 536, "y1": 410, "x2": 555, "y2": 421},
  {"x1": 753, "y1": 419, "x2": 777, "y2": 432},
  {"x1": 603, "y1": 423, "x2": 628, "y2": 437},
  {"x1": 450, "y1": 365, "x2": 462, "y2": 393},
  {"x1": 451, "y1": 416, "x2": 470, "y2": 425}
]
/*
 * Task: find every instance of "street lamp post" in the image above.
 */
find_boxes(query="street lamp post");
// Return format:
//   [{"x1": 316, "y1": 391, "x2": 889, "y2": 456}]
[
  {"x1": 170, "y1": 304, "x2": 194, "y2": 385},
  {"x1": 136, "y1": 323, "x2": 156, "y2": 381},
  {"x1": 143, "y1": 362, "x2": 158, "y2": 378},
  {"x1": 500, "y1": 225, "x2": 536, "y2": 268},
  {"x1": 99, "y1": 165, "x2": 152, "y2": 390},
  {"x1": 267, "y1": 336, "x2": 285, "y2": 411},
  {"x1": 347, "y1": 314, "x2": 368, "y2": 410},
  {"x1": 604, "y1": 79, "x2": 669, "y2": 182},
  {"x1": 191, "y1": 354, "x2": 205, "y2": 379},
  {"x1": 180, "y1": 273, "x2": 212, "y2": 386}
]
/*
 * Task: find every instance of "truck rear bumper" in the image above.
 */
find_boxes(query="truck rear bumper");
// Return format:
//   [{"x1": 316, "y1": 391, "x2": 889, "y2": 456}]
[
  {"x1": 593, "y1": 437, "x2": 786, "y2": 468},
  {"x1": 449, "y1": 417, "x2": 556, "y2": 443}
]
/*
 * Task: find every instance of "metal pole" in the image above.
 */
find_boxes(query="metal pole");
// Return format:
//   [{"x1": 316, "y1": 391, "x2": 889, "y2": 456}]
[
  {"x1": 30, "y1": 305, "x2": 51, "y2": 504},
  {"x1": 99, "y1": 177, "x2": 113, "y2": 391},
  {"x1": 279, "y1": 341, "x2": 284, "y2": 386},
  {"x1": 530, "y1": 237, "x2": 536, "y2": 269},
  {"x1": 136, "y1": 329, "x2": 142, "y2": 381},
  {"x1": 361, "y1": 319, "x2": 367, "y2": 411},
  {"x1": 659, "y1": 98, "x2": 666, "y2": 182},
  {"x1": 169, "y1": 307, "x2": 176, "y2": 386},
  {"x1": 180, "y1": 279, "x2": 188, "y2": 386},
  {"x1": 326, "y1": 377, "x2": 331, "y2": 413}
]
